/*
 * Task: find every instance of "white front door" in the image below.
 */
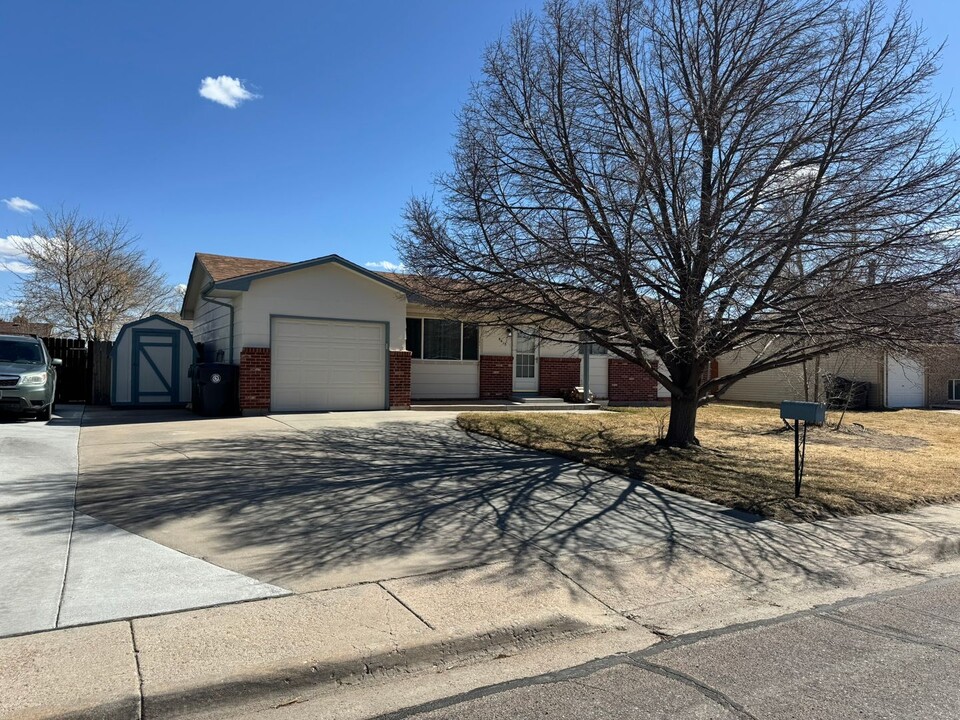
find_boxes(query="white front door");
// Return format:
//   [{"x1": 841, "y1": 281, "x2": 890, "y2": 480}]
[
  {"x1": 512, "y1": 328, "x2": 539, "y2": 393},
  {"x1": 886, "y1": 355, "x2": 925, "y2": 408}
]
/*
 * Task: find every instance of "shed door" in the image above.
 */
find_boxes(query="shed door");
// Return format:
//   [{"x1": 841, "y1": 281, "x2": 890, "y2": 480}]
[
  {"x1": 271, "y1": 317, "x2": 386, "y2": 412},
  {"x1": 886, "y1": 355, "x2": 925, "y2": 408},
  {"x1": 132, "y1": 330, "x2": 179, "y2": 405}
]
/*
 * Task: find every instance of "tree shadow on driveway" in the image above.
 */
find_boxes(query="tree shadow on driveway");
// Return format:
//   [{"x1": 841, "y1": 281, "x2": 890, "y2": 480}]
[{"x1": 4, "y1": 415, "x2": 948, "y2": 596}]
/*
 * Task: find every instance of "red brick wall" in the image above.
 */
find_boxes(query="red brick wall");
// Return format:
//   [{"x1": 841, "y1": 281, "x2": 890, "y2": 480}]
[
  {"x1": 389, "y1": 350, "x2": 412, "y2": 409},
  {"x1": 479, "y1": 355, "x2": 513, "y2": 399},
  {"x1": 539, "y1": 357, "x2": 581, "y2": 397},
  {"x1": 609, "y1": 359, "x2": 659, "y2": 402},
  {"x1": 239, "y1": 347, "x2": 271, "y2": 413}
]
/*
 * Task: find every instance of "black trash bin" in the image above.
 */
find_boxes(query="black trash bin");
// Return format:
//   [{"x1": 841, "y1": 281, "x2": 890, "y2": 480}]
[{"x1": 192, "y1": 363, "x2": 240, "y2": 416}]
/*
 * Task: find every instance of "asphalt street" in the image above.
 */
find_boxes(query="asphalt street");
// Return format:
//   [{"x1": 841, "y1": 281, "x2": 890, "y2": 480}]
[
  {"x1": 379, "y1": 574, "x2": 960, "y2": 720},
  {"x1": 0, "y1": 406, "x2": 285, "y2": 637}
]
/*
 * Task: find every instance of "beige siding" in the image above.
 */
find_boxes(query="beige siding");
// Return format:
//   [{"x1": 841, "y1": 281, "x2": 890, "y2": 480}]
[
  {"x1": 411, "y1": 360, "x2": 479, "y2": 399},
  {"x1": 192, "y1": 295, "x2": 241, "y2": 363},
  {"x1": 717, "y1": 349, "x2": 884, "y2": 407},
  {"x1": 239, "y1": 264, "x2": 407, "y2": 351}
]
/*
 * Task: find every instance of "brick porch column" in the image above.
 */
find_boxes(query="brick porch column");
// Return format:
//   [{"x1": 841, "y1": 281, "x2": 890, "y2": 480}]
[
  {"x1": 479, "y1": 355, "x2": 513, "y2": 399},
  {"x1": 389, "y1": 350, "x2": 412, "y2": 409},
  {"x1": 239, "y1": 347, "x2": 271, "y2": 415}
]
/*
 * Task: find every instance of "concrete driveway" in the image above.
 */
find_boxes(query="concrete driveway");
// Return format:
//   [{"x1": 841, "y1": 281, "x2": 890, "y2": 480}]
[
  {"x1": 0, "y1": 406, "x2": 284, "y2": 638},
  {"x1": 69, "y1": 408, "x2": 934, "y2": 599}
]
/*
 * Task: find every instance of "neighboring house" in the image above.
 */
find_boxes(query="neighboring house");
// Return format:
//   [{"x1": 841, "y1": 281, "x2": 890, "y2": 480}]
[
  {"x1": 717, "y1": 345, "x2": 960, "y2": 409},
  {"x1": 0, "y1": 320, "x2": 53, "y2": 337},
  {"x1": 180, "y1": 253, "x2": 662, "y2": 414}
]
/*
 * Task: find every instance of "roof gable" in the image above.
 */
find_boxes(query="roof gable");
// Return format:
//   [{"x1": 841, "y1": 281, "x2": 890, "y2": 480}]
[
  {"x1": 214, "y1": 254, "x2": 411, "y2": 294},
  {"x1": 195, "y1": 253, "x2": 290, "y2": 282}
]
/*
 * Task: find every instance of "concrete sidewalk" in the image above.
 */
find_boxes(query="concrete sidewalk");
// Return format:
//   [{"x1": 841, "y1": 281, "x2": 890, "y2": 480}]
[
  {"x1": 4, "y1": 497, "x2": 960, "y2": 720},
  {"x1": 0, "y1": 406, "x2": 286, "y2": 638}
]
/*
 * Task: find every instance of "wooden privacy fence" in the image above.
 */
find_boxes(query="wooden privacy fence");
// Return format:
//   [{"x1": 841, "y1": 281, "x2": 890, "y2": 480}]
[{"x1": 41, "y1": 337, "x2": 113, "y2": 405}]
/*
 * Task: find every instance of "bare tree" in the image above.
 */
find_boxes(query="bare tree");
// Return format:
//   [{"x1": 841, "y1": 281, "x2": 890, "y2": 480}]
[
  {"x1": 397, "y1": 0, "x2": 960, "y2": 446},
  {"x1": 11, "y1": 209, "x2": 179, "y2": 341}
]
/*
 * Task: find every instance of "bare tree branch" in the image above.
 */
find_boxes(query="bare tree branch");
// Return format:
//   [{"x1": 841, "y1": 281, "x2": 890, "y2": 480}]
[{"x1": 11, "y1": 208, "x2": 179, "y2": 341}]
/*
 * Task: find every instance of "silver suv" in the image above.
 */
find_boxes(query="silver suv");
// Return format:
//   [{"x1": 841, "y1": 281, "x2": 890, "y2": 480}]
[{"x1": 0, "y1": 334, "x2": 61, "y2": 421}]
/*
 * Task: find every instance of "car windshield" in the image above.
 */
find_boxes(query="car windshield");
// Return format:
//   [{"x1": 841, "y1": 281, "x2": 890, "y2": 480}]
[{"x1": 0, "y1": 339, "x2": 45, "y2": 365}]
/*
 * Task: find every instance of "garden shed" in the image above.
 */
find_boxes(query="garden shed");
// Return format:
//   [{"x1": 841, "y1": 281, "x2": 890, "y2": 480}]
[{"x1": 112, "y1": 315, "x2": 197, "y2": 407}]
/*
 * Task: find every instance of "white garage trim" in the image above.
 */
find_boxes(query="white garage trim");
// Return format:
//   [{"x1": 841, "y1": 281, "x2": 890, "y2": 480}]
[{"x1": 269, "y1": 314, "x2": 389, "y2": 412}]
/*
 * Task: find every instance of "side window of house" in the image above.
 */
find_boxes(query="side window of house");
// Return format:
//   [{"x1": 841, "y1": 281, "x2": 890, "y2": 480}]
[
  {"x1": 586, "y1": 342, "x2": 607, "y2": 355},
  {"x1": 950, "y1": 379, "x2": 960, "y2": 402}
]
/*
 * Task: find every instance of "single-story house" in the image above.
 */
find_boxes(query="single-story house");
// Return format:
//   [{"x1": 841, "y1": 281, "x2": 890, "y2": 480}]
[
  {"x1": 0, "y1": 320, "x2": 53, "y2": 337},
  {"x1": 717, "y1": 345, "x2": 960, "y2": 409},
  {"x1": 180, "y1": 253, "x2": 664, "y2": 414}
]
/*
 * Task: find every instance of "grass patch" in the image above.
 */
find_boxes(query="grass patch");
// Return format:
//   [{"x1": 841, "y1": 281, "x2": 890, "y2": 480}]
[{"x1": 457, "y1": 404, "x2": 960, "y2": 522}]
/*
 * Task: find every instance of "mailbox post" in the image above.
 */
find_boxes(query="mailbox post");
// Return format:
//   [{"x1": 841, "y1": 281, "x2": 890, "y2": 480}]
[{"x1": 779, "y1": 401, "x2": 826, "y2": 498}]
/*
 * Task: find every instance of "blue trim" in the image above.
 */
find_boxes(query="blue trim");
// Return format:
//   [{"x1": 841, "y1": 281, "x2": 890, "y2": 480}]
[
  {"x1": 214, "y1": 254, "x2": 411, "y2": 294},
  {"x1": 132, "y1": 329, "x2": 179, "y2": 403},
  {"x1": 112, "y1": 315, "x2": 198, "y2": 406}
]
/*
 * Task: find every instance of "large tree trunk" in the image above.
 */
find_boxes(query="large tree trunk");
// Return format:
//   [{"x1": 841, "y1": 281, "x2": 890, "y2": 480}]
[{"x1": 664, "y1": 393, "x2": 700, "y2": 447}]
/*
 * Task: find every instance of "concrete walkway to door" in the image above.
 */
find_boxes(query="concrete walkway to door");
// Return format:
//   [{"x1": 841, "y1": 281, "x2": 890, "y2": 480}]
[{"x1": 0, "y1": 406, "x2": 284, "y2": 638}]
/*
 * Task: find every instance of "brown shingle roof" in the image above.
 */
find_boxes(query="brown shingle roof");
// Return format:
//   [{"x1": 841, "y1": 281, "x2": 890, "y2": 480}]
[
  {"x1": 0, "y1": 320, "x2": 53, "y2": 337},
  {"x1": 195, "y1": 253, "x2": 291, "y2": 282}
]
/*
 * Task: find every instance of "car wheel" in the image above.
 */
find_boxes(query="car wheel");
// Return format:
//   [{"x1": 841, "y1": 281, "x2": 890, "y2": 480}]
[{"x1": 37, "y1": 404, "x2": 52, "y2": 422}]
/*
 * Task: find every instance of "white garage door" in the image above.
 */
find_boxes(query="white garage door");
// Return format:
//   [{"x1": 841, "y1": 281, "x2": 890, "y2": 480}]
[
  {"x1": 886, "y1": 355, "x2": 925, "y2": 408},
  {"x1": 271, "y1": 317, "x2": 386, "y2": 412}
]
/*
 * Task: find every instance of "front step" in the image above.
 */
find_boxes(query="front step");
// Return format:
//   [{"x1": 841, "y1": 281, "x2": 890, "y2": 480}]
[{"x1": 510, "y1": 395, "x2": 566, "y2": 404}]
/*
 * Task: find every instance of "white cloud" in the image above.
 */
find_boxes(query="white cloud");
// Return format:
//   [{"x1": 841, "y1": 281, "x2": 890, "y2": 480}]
[
  {"x1": 3, "y1": 197, "x2": 40, "y2": 213},
  {"x1": 0, "y1": 235, "x2": 38, "y2": 273},
  {"x1": 198, "y1": 76, "x2": 259, "y2": 108},
  {"x1": 0, "y1": 260, "x2": 33, "y2": 274},
  {"x1": 365, "y1": 260, "x2": 406, "y2": 272}
]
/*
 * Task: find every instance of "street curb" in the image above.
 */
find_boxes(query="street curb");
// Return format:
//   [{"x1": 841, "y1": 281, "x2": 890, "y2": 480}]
[
  {"x1": 29, "y1": 614, "x2": 621, "y2": 720},
  {"x1": 144, "y1": 614, "x2": 617, "y2": 719}
]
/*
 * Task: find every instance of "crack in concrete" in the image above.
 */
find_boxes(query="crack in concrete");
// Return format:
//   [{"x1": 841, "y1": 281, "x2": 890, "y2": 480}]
[
  {"x1": 129, "y1": 620, "x2": 146, "y2": 720},
  {"x1": 626, "y1": 657, "x2": 761, "y2": 720},
  {"x1": 54, "y1": 405, "x2": 85, "y2": 629},
  {"x1": 377, "y1": 581, "x2": 436, "y2": 631},
  {"x1": 818, "y1": 610, "x2": 960, "y2": 656},
  {"x1": 536, "y1": 554, "x2": 647, "y2": 629}
]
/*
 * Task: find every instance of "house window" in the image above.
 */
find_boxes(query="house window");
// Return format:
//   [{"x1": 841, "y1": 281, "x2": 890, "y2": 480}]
[
  {"x1": 950, "y1": 379, "x2": 960, "y2": 402},
  {"x1": 406, "y1": 318, "x2": 422, "y2": 359},
  {"x1": 584, "y1": 342, "x2": 608, "y2": 355},
  {"x1": 407, "y1": 318, "x2": 480, "y2": 361}
]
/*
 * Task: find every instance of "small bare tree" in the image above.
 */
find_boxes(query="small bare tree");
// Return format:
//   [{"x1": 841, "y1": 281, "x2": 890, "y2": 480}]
[
  {"x1": 397, "y1": 0, "x2": 960, "y2": 447},
  {"x1": 10, "y1": 209, "x2": 178, "y2": 341}
]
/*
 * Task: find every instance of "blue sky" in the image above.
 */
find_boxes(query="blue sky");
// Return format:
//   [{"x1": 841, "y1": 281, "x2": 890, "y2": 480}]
[{"x1": 2, "y1": 1, "x2": 959, "y2": 306}]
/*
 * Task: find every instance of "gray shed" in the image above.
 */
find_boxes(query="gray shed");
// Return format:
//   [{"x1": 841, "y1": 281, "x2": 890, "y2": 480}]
[{"x1": 112, "y1": 315, "x2": 197, "y2": 407}]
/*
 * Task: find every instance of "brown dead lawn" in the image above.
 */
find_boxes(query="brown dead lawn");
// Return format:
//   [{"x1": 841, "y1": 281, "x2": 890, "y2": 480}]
[{"x1": 457, "y1": 404, "x2": 960, "y2": 522}]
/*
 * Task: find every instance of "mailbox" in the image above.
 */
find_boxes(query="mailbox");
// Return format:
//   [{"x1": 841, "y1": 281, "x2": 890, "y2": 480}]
[{"x1": 779, "y1": 401, "x2": 826, "y2": 425}]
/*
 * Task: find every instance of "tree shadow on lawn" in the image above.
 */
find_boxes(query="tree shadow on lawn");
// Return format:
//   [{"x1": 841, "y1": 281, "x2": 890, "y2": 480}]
[{"x1": 1, "y1": 417, "x2": 948, "y2": 596}]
